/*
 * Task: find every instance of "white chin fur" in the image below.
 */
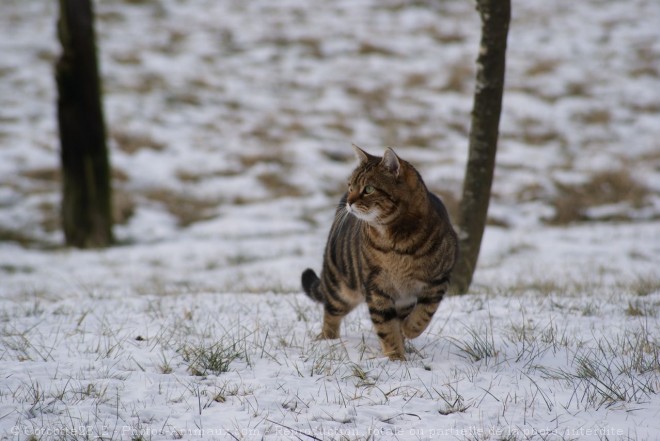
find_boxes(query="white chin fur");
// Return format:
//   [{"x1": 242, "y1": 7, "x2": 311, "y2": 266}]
[{"x1": 348, "y1": 205, "x2": 379, "y2": 223}]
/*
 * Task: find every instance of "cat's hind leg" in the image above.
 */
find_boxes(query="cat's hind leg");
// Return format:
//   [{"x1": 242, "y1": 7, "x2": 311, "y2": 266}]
[
  {"x1": 304, "y1": 269, "x2": 354, "y2": 339},
  {"x1": 318, "y1": 309, "x2": 343, "y2": 340},
  {"x1": 318, "y1": 284, "x2": 361, "y2": 340}
]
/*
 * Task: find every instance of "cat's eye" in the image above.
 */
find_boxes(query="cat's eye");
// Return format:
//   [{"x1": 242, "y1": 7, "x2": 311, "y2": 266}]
[{"x1": 364, "y1": 185, "x2": 375, "y2": 195}]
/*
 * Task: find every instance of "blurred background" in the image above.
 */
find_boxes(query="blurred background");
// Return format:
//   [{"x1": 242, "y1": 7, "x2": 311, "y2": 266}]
[{"x1": 0, "y1": 0, "x2": 658, "y2": 292}]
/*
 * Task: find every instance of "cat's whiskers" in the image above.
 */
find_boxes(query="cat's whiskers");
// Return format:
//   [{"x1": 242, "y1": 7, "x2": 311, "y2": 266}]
[
  {"x1": 343, "y1": 203, "x2": 367, "y2": 242},
  {"x1": 331, "y1": 205, "x2": 353, "y2": 249}
]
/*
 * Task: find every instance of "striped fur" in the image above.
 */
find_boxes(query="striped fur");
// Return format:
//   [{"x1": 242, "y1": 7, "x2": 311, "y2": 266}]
[{"x1": 302, "y1": 146, "x2": 458, "y2": 360}]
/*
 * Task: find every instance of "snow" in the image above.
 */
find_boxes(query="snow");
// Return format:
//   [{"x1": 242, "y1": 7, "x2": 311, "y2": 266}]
[{"x1": 1, "y1": 0, "x2": 659, "y2": 439}]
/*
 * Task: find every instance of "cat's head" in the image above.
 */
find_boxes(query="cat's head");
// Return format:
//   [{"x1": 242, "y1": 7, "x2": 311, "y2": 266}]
[{"x1": 345, "y1": 145, "x2": 425, "y2": 226}]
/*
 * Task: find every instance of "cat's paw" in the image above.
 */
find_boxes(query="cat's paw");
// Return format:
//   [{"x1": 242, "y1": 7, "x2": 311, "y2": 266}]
[
  {"x1": 315, "y1": 330, "x2": 339, "y2": 340},
  {"x1": 401, "y1": 316, "x2": 428, "y2": 339},
  {"x1": 386, "y1": 351, "x2": 407, "y2": 361},
  {"x1": 401, "y1": 325, "x2": 423, "y2": 339}
]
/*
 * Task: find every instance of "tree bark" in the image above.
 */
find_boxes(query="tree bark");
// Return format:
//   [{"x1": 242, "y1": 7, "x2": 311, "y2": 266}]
[
  {"x1": 56, "y1": 0, "x2": 114, "y2": 248},
  {"x1": 452, "y1": 0, "x2": 510, "y2": 294}
]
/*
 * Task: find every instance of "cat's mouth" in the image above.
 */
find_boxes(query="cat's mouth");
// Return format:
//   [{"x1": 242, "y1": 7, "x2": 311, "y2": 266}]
[{"x1": 346, "y1": 203, "x2": 379, "y2": 223}]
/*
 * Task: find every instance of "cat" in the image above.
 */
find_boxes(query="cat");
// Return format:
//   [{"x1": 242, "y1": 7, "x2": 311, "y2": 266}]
[{"x1": 302, "y1": 145, "x2": 458, "y2": 360}]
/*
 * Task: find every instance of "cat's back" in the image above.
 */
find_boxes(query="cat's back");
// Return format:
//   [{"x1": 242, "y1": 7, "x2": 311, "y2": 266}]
[{"x1": 427, "y1": 190, "x2": 459, "y2": 271}]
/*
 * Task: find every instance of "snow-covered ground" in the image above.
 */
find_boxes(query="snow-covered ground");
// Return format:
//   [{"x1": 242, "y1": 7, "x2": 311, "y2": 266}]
[{"x1": 1, "y1": 0, "x2": 659, "y2": 439}]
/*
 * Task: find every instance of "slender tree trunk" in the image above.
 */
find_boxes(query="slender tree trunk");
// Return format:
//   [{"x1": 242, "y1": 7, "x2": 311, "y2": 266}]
[
  {"x1": 56, "y1": 0, "x2": 114, "y2": 248},
  {"x1": 452, "y1": 0, "x2": 510, "y2": 294}
]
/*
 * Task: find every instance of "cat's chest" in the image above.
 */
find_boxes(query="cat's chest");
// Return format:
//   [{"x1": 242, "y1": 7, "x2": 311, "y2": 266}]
[
  {"x1": 389, "y1": 274, "x2": 426, "y2": 300},
  {"x1": 372, "y1": 253, "x2": 428, "y2": 299}
]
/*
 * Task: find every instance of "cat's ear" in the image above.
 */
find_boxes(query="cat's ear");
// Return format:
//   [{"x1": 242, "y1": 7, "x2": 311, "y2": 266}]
[
  {"x1": 381, "y1": 148, "x2": 401, "y2": 177},
  {"x1": 352, "y1": 144, "x2": 371, "y2": 164}
]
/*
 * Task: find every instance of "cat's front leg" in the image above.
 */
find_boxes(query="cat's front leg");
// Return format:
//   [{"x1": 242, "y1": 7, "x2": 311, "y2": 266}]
[
  {"x1": 366, "y1": 289, "x2": 406, "y2": 360},
  {"x1": 401, "y1": 275, "x2": 450, "y2": 339}
]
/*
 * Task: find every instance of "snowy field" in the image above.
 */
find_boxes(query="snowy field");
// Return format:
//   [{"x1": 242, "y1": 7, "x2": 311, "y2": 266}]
[{"x1": 1, "y1": 0, "x2": 660, "y2": 439}]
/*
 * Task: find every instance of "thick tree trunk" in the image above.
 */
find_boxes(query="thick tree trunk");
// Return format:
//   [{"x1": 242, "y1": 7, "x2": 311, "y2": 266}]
[
  {"x1": 452, "y1": 0, "x2": 510, "y2": 294},
  {"x1": 56, "y1": 0, "x2": 114, "y2": 248}
]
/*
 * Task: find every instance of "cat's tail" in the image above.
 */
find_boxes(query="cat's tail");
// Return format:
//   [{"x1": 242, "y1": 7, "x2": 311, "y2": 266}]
[{"x1": 302, "y1": 269, "x2": 324, "y2": 303}]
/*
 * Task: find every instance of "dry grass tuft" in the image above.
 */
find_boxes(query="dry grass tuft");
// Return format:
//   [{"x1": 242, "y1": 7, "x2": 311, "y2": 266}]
[
  {"x1": 143, "y1": 189, "x2": 221, "y2": 227},
  {"x1": 257, "y1": 172, "x2": 304, "y2": 198},
  {"x1": 578, "y1": 108, "x2": 611, "y2": 125},
  {"x1": 112, "y1": 51, "x2": 142, "y2": 65},
  {"x1": 565, "y1": 81, "x2": 590, "y2": 97},
  {"x1": 113, "y1": 187, "x2": 136, "y2": 225},
  {"x1": 440, "y1": 61, "x2": 474, "y2": 93},
  {"x1": 97, "y1": 10, "x2": 125, "y2": 23},
  {"x1": 0, "y1": 228, "x2": 56, "y2": 249},
  {"x1": 21, "y1": 167, "x2": 60, "y2": 182},
  {"x1": 324, "y1": 119, "x2": 355, "y2": 137},
  {"x1": 525, "y1": 59, "x2": 560, "y2": 76},
  {"x1": 357, "y1": 41, "x2": 397, "y2": 56},
  {"x1": 548, "y1": 169, "x2": 651, "y2": 224},
  {"x1": 403, "y1": 72, "x2": 429, "y2": 89},
  {"x1": 21, "y1": 167, "x2": 129, "y2": 183},
  {"x1": 238, "y1": 152, "x2": 290, "y2": 169},
  {"x1": 111, "y1": 130, "x2": 165, "y2": 154},
  {"x1": 515, "y1": 117, "x2": 566, "y2": 146},
  {"x1": 629, "y1": 277, "x2": 660, "y2": 297},
  {"x1": 176, "y1": 169, "x2": 241, "y2": 183},
  {"x1": 37, "y1": 201, "x2": 58, "y2": 233},
  {"x1": 344, "y1": 84, "x2": 390, "y2": 117},
  {"x1": 427, "y1": 28, "x2": 466, "y2": 44}
]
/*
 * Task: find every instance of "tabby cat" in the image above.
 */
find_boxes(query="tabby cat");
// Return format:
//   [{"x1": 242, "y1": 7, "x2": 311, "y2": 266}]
[{"x1": 302, "y1": 145, "x2": 458, "y2": 360}]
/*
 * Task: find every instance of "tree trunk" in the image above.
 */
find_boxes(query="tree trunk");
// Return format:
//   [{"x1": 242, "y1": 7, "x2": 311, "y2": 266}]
[
  {"x1": 56, "y1": 0, "x2": 114, "y2": 248},
  {"x1": 452, "y1": 0, "x2": 510, "y2": 294}
]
